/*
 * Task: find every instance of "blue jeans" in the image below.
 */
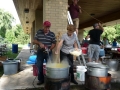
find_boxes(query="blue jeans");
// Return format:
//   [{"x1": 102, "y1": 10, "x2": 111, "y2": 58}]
[{"x1": 36, "y1": 49, "x2": 52, "y2": 82}]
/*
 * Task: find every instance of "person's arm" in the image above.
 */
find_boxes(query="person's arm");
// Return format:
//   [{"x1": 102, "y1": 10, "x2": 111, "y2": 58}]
[
  {"x1": 49, "y1": 43, "x2": 56, "y2": 51},
  {"x1": 86, "y1": 30, "x2": 91, "y2": 39},
  {"x1": 33, "y1": 39, "x2": 44, "y2": 48},
  {"x1": 55, "y1": 40, "x2": 63, "y2": 54},
  {"x1": 86, "y1": 35, "x2": 90, "y2": 39},
  {"x1": 98, "y1": 23, "x2": 104, "y2": 31},
  {"x1": 78, "y1": 6, "x2": 82, "y2": 13},
  {"x1": 74, "y1": 41, "x2": 78, "y2": 48}
]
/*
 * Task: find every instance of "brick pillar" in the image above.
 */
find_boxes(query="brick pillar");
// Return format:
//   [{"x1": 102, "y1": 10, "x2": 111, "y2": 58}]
[
  {"x1": 30, "y1": 27, "x2": 33, "y2": 49},
  {"x1": 78, "y1": 30, "x2": 84, "y2": 43},
  {"x1": 35, "y1": 10, "x2": 43, "y2": 32},
  {"x1": 32, "y1": 21, "x2": 38, "y2": 50},
  {"x1": 43, "y1": 0, "x2": 68, "y2": 35}
]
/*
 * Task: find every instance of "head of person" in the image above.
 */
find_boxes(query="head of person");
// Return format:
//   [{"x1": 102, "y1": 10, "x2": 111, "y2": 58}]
[
  {"x1": 72, "y1": 0, "x2": 79, "y2": 5},
  {"x1": 93, "y1": 23, "x2": 99, "y2": 29},
  {"x1": 103, "y1": 37, "x2": 106, "y2": 40},
  {"x1": 67, "y1": 25, "x2": 76, "y2": 36},
  {"x1": 43, "y1": 21, "x2": 51, "y2": 33},
  {"x1": 114, "y1": 39, "x2": 116, "y2": 42}
]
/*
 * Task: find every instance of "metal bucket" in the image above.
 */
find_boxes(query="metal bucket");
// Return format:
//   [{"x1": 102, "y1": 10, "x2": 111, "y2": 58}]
[{"x1": 106, "y1": 59, "x2": 119, "y2": 71}]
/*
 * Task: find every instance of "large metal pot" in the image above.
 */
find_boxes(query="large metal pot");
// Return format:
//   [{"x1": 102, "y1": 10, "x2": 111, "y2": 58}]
[
  {"x1": 46, "y1": 66, "x2": 70, "y2": 79},
  {"x1": 86, "y1": 62, "x2": 109, "y2": 77},
  {"x1": 106, "y1": 59, "x2": 119, "y2": 71}
]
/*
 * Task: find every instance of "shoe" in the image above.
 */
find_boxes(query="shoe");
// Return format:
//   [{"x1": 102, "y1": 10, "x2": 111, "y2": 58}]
[
  {"x1": 71, "y1": 79, "x2": 78, "y2": 85},
  {"x1": 37, "y1": 81, "x2": 44, "y2": 85}
]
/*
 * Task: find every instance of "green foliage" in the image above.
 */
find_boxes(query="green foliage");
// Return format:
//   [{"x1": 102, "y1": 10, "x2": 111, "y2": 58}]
[
  {"x1": 115, "y1": 24, "x2": 120, "y2": 42},
  {"x1": 5, "y1": 29, "x2": 15, "y2": 43},
  {"x1": 5, "y1": 24, "x2": 30, "y2": 44},
  {"x1": 17, "y1": 31, "x2": 30, "y2": 44},
  {"x1": 84, "y1": 24, "x2": 120, "y2": 43},
  {"x1": 102, "y1": 26, "x2": 117, "y2": 43},
  {"x1": 0, "y1": 9, "x2": 15, "y2": 38},
  {"x1": 0, "y1": 9, "x2": 29, "y2": 45}
]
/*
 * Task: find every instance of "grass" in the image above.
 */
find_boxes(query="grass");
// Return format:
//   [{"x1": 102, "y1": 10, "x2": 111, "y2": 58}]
[{"x1": 4, "y1": 50, "x2": 20, "y2": 59}]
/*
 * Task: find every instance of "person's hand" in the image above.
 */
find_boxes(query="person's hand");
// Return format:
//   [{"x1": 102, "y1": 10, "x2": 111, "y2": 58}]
[
  {"x1": 75, "y1": 48, "x2": 79, "y2": 51},
  {"x1": 98, "y1": 22, "x2": 102, "y2": 26},
  {"x1": 78, "y1": 6, "x2": 81, "y2": 9},
  {"x1": 39, "y1": 43, "x2": 45, "y2": 48},
  {"x1": 55, "y1": 51, "x2": 58, "y2": 54}
]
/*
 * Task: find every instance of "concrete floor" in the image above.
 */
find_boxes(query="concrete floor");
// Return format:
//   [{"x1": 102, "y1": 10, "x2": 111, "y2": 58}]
[{"x1": 0, "y1": 46, "x2": 120, "y2": 90}]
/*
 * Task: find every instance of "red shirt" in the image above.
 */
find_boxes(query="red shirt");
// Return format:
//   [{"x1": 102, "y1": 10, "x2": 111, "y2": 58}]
[{"x1": 69, "y1": 3, "x2": 80, "y2": 19}]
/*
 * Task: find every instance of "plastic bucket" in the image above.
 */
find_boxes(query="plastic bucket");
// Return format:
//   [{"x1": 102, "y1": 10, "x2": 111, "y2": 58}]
[
  {"x1": 76, "y1": 66, "x2": 87, "y2": 81},
  {"x1": 12, "y1": 44, "x2": 18, "y2": 53},
  {"x1": 81, "y1": 47, "x2": 87, "y2": 54},
  {"x1": 76, "y1": 66, "x2": 86, "y2": 70},
  {"x1": 99, "y1": 49, "x2": 105, "y2": 57},
  {"x1": 33, "y1": 65, "x2": 38, "y2": 76},
  {"x1": 2, "y1": 60, "x2": 18, "y2": 75},
  {"x1": 7, "y1": 59, "x2": 21, "y2": 71}
]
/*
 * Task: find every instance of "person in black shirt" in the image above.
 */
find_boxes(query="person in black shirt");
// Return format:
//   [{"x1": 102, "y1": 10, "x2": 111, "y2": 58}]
[{"x1": 87, "y1": 23, "x2": 104, "y2": 62}]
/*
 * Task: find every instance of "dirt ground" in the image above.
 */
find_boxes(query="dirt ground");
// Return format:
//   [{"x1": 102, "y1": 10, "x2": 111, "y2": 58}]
[{"x1": 15, "y1": 82, "x2": 120, "y2": 90}]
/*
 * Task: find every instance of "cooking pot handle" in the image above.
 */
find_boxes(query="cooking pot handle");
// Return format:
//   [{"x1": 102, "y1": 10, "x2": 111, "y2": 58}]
[
  {"x1": 86, "y1": 68, "x2": 92, "y2": 71},
  {"x1": 43, "y1": 67, "x2": 49, "y2": 73}
]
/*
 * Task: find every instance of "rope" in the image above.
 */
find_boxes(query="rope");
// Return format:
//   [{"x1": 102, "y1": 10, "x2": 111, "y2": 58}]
[{"x1": 82, "y1": 8, "x2": 104, "y2": 24}]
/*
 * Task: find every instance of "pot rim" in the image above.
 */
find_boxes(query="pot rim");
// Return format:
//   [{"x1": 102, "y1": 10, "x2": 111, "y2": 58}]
[
  {"x1": 46, "y1": 65, "x2": 70, "y2": 69},
  {"x1": 86, "y1": 62, "x2": 109, "y2": 69}
]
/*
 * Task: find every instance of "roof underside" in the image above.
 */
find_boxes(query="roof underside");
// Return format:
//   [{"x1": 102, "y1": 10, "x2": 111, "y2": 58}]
[{"x1": 13, "y1": 0, "x2": 120, "y2": 33}]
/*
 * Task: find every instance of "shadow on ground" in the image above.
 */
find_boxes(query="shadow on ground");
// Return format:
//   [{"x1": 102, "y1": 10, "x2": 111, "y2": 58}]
[{"x1": 15, "y1": 82, "x2": 120, "y2": 90}]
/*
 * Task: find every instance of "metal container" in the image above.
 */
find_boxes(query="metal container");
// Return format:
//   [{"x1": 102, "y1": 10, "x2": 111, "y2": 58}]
[
  {"x1": 85, "y1": 72, "x2": 111, "y2": 90},
  {"x1": 46, "y1": 66, "x2": 70, "y2": 79},
  {"x1": 86, "y1": 62, "x2": 109, "y2": 77},
  {"x1": 106, "y1": 59, "x2": 119, "y2": 71}
]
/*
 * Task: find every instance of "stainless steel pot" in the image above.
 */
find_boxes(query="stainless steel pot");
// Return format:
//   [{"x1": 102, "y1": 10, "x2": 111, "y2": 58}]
[
  {"x1": 106, "y1": 59, "x2": 119, "y2": 71},
  {"x1": 86, "y1": 62, "x2": 109, "y2": 77},
  {"x1": 46, "y1": 66, "x2": 70, "y2": 79}
]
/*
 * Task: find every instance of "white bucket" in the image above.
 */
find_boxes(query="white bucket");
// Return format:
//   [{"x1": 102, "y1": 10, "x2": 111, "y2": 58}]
[
  {"x1": 76, "y1": 66, "x2": 86, "y2": 70},
  {"x1": 76, "y1": 66, "x2": 87, "y2": 81}
]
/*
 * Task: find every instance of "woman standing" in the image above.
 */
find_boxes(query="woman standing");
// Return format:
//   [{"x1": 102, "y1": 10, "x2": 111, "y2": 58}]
[{"x1": 55, "y1": 25, "x2": 78, "y2": 84}]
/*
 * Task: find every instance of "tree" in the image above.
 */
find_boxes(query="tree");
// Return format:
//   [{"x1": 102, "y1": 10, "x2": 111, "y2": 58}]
[
  {"x1": 115, "y1": 24, "x2": 120, "y2": 43},
  {"x1": 5, "y1": 29, "x2": 15, "y2": 43},
  {"x1": 101, "y1": 26, "x2": 117, "y2": 43},
  {"x1": 0, "y1": 9, "x2": 15, "y2": 38},
  {"x1": 83, "y1": 24, "x2": 120, "y2": 43},
  {"x1": 5, "y1": 24, "x2": 30, "y2": 44}
]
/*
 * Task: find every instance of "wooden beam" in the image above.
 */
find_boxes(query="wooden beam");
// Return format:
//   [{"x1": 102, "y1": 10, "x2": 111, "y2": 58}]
[{"x1": 79, "y1": 10, "x2": 120, "y2": 29}]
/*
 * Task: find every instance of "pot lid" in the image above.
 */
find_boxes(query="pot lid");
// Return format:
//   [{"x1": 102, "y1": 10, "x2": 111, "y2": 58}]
[{"x1": 86, "y1": 62, "x2": 109, "y2": 68}]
